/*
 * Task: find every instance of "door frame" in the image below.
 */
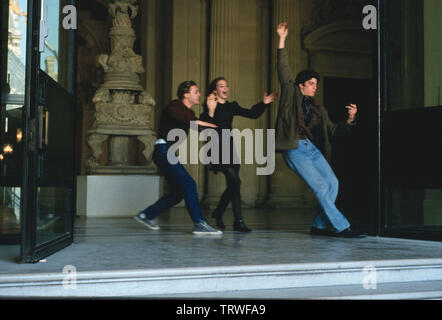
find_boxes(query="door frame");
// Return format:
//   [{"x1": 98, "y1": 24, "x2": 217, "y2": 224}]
[
  {"x1": 378, "y1": 0, "x2": 442, "y2": 242},
  {"x1": 20, "y1": 0, "x2": 77, "y2": 263}
]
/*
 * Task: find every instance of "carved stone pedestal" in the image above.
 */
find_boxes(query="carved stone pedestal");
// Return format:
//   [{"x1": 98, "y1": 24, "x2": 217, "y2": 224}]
[{"x1": 85, "y1": 0, "x2": 156, "y2": 175}]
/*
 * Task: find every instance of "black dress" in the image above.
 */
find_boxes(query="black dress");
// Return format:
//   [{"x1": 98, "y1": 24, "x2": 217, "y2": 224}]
[
  {"x1": 199, "y1": 100, "x2": 267, "y2": 229},
  {"x1": 200, "y1": 100, "x2": 267, "y2": 172}
]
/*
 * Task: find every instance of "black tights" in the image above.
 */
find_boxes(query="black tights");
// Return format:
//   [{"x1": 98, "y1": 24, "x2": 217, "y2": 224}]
[{"x1": 213, "y1": 166, "x2": 242, "y2": 220}]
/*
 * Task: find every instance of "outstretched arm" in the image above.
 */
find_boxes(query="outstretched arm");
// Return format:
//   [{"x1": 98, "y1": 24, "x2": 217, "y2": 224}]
[
  {"x1": 233, "y1": 93, "x2": 275, "y2": 119},
  {"x1": 196, "y1": 120, "x2": 217, "y2": 129}
]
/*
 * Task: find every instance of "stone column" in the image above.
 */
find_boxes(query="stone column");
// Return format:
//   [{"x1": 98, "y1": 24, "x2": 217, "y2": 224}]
[
  {"x1": 265, "y1": 0, "x2": 309, "y2": 207},
  {"x1": 203, "y1": 0, "x2": 239, "y2": 208}
]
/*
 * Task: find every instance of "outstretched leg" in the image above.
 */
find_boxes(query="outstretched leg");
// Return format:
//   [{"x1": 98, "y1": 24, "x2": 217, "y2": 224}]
[{"x1": 283, "y1": 140, "x2": 350, "y2": 233}]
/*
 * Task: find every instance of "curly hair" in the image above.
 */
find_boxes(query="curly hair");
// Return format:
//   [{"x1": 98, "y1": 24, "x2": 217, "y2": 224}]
[{"x1": 294, "y1": 70, "x2": 320, "y2": 86}]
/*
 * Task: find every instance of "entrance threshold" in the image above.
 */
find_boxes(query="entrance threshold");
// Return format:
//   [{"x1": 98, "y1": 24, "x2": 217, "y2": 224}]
[{"x1": 1, "y1": 209, "x2": 442, "y2": 298}]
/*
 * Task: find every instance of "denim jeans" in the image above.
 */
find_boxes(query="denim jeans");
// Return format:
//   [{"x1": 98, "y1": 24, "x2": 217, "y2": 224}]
[
  {"x1": 142, "y1": 143, "x2": 204, "y2": 223},
  {"x1": 283, "y1": 139, "x2": 350, "y2": 232}
]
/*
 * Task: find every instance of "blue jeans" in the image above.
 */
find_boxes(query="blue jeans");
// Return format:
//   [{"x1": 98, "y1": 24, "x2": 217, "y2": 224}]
[
  {"x1": 142, "y1": 143, "x2": 204, "y2": 223},
  {"x1": 283, "y1": 139, "x2": 350, "y2": 233}
]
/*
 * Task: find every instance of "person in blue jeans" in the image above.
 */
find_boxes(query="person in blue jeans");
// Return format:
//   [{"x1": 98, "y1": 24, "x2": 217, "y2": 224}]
[
  {"x1": 275, "y1": 22, "x2": 365, "y2": 238},
  {"x1": 134, "y1": 81, "x2": 222, "y2": 235}
]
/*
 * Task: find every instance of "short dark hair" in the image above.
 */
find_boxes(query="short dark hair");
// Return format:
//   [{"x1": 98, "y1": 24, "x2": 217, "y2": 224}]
[
  {"x1": 207, "y1": 77, "x2": 226, "y2": 96},
  {"x1": 177, "y1": 80, "x2": 197, "y2": 99},
  {"x1": 295, "y1": 70, "x2": 320, "y2": 86}
]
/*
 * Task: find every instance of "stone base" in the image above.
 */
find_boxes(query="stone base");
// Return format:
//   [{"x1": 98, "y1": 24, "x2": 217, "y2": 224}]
[{"x1": 76, "y1": 175, "x2": 162, "y2": 217}]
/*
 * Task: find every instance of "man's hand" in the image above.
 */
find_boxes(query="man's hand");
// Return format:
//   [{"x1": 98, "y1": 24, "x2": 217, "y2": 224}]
[
  {"x1": 206, "y1": 93, "x2": 217, "y2": 117},
  {"x1": 277, "y1": 22, "x2": 288, "y2": 48},
  {"x1": 346, "y1": 104, "x2": 357, "y2": 123},
  {"x1": 197, "y1": 120, "x2": 217, "y2": 129},
  {"x1": 263, "y1": 92, "x2": 276, "y2": 105}
]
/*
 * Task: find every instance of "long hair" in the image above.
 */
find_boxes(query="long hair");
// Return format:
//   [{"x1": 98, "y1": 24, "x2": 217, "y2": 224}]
[
  {"x1": 202, "y1": 77, "x2": 227, "y2": 113},
  {"x1": 206, "y1": 77, "x2": 226, "y2": 96}
]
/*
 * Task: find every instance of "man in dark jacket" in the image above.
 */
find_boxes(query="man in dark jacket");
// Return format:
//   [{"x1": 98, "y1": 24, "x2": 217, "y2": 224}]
[
  {"x1": 275, "y1": 22, "x2": 365, "y2": 238},
  {"x1": 134, "y1": 81, "x2": 222, "y2": 235}
]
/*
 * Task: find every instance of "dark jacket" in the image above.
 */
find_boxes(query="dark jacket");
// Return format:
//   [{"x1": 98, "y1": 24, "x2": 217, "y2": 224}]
[
  {"x1": 275, "y1": 48, "x2": 355, "y2": 161},
  {"x1": 157, "y1": 99, "x2": 198, "y2": 143}
]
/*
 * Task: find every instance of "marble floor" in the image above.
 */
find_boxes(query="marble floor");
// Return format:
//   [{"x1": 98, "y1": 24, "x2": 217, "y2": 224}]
[{"x1": 1, "y1": 208, "x2": 442, "y2": 276}]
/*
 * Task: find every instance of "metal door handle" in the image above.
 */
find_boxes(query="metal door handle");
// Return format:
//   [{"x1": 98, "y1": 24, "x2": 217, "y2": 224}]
[
  {"x1": 38, "y1": 105, "x2": 49, "y2": 149},
  {"x1": 44, "y1": 110, "x2": 49, "y2": 147}
]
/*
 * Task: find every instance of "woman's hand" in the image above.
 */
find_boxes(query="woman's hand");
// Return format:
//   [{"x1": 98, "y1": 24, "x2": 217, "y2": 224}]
[
  {"x1": 263, "y1": 92, "x2": 276, "y2": 105},
  {"x1": 206, "y1": 93, "x2": 217, "y2": 117}
]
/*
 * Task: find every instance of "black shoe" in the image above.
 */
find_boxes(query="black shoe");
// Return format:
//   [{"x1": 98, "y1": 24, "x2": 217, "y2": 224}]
[
  {"x1": 332, "y1": 228, "x2": 367, "y2": 238},
  {"x1": 211, "y1": 212, "x2": 225, "y2": 231},
  {"x1": 233, "y1": 219, "x2": 252, "y2": 233},
  {"x1": 310, "y1": 227, "x2": 366, "y2": 238},
  {"x1": 310, "y1": 227, "x2": 332, "y2": 236}
]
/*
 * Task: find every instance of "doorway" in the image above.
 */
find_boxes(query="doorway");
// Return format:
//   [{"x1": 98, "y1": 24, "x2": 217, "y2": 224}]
[
  {"x1": 323, "y1": 76, "x2": 378, "y2": 233},
  {"x1": 0, "y1": 0, "x2": 77, "y2": 262}
]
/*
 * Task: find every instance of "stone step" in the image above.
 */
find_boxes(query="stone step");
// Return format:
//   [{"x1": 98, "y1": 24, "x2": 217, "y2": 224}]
[
  {"x1": 151, "y1": 281, "x2": 442, "y2": 299},
  {"x1": 1, "y1": 258, "x2": 441, "y2": 297}
]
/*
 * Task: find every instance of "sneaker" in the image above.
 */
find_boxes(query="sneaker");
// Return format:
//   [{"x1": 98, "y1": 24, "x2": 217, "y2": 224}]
[
  {"x1": 134, "y1": 212, "x2": 160, "y2": 230},
  {"x1": 192, "y1": 221, "x2": 223, "y2": 235}
]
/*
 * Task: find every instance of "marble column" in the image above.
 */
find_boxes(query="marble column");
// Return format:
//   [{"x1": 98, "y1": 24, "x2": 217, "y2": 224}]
[
  {"x1": 203, "y1": 0, "x2": 239, "y2": 208},
  {"x1": 265, "y1": 0, "x2": 310, "y2": 207}
]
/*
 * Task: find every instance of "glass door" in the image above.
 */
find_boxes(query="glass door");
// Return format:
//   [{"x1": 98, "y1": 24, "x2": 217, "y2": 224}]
[
  {"x1": 380, "y1": 0, "x2": 442, "y2": 241},
  {"x1": 0, "y1": 0, "x2": 28, "y2": 244},
  {"x1": 19, "y1": 0, "x2": 76, "y2": 262}
]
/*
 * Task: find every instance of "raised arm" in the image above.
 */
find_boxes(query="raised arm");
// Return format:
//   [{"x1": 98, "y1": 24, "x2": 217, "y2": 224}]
[
  {"x1": 276, "y1": 22, "x2": 294, "y2": 86},
  {"x1": 277, "y1": 22, "x2": 288, "y2": 49}
]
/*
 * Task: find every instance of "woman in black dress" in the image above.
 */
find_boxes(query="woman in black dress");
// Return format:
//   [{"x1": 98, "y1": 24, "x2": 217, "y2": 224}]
[{"x1": 200, "y1": 77, "x2": 275, "y2": 232}]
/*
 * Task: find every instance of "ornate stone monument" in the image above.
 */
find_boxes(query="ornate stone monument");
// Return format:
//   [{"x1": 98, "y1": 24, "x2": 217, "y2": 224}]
[{"x1": 86, "y1": 0, "x2": 156, "y2": 174}]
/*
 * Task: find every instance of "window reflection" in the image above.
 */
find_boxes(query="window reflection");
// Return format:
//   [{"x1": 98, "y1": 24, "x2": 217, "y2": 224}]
[
  {"x1": 0, "y1": 187, "x2": 20, "y2": 235},
  {"x1": 390, "y1": 189, "x2": 442, "y2": 228},
  {"x1": 40, "y1": 0, "x2": 60, "y2": 83},
  {"x1": 1, "y1": 104, "x2": 23, "y2": 178},
  {"x1": 389, "y1": 0, "x2": 442, "y2": 110},
  {"x1": 6, "y1": 0, "x2": 27, "y2": 95},
  {"x1": 36, "y1": 187, "x2": 71, "y2": 246}
]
